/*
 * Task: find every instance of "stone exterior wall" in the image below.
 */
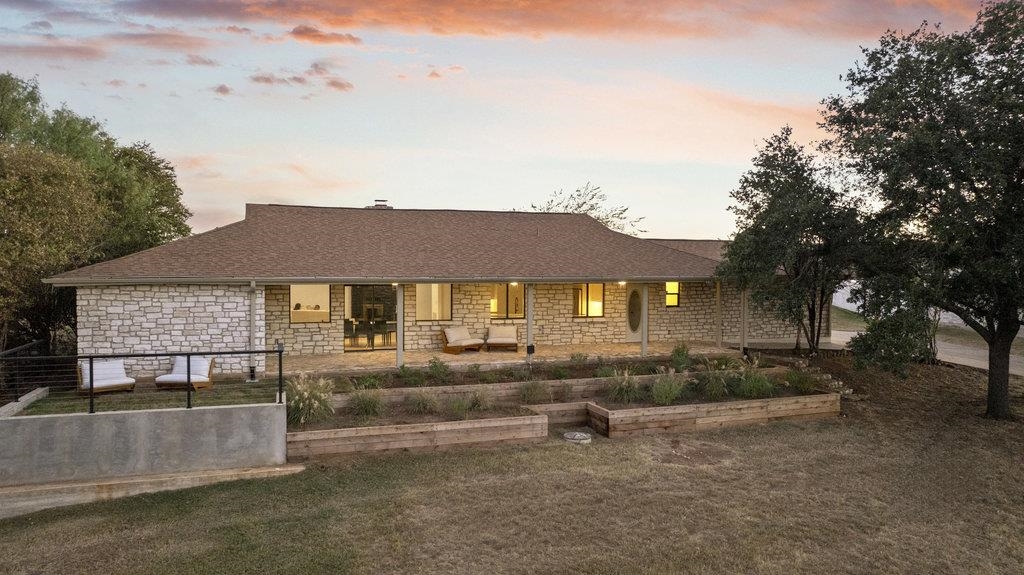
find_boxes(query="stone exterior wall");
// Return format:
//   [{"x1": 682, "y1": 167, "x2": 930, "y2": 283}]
[
  {"x1": 76, "y1": 284, "x2": 265, "y2": 376},
  {"x1": 264, "y1": 284, "x2": 345, "y2": 355},
  {"x1": 532, "y1": 283, "x2": 629, "y2": 345},
  {"x1": 402, "y1": 283, "x2": 493, "y2": 351}
]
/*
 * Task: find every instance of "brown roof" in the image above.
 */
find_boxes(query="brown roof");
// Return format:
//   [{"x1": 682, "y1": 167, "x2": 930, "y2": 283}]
[
  {"x1": 648, "y1": 238, "x2": 728, "y2": 262},
  {"x1": 48, "y1": 204, "x2": 722, "y2": 285}
]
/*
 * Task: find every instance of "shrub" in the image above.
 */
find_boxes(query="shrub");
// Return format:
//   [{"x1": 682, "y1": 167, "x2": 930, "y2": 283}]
[
  {"x1": 397, "y1": 365, "x2": 427, "y2": 387},
  {"x1": 695, "y1": 372, "x2": 729, "y2": 402},
  {"x1": 354, "y1": 373, "x2": 385, "y2": 389},
  {"x1": 512, "y1": 368, "x2": 534, "y2": 382},
  {"x1": 735, "y1": 371, "x2": 776, "y2": 399},
  {"x1": 427, "y1": 356, "x2": 454, "y2": 384},
  {"x1": 607, "y1": 370, "x2": 646, "y2": 404},
  {"x1": 445, "y1": 395, "x2": 472, "y2": 419},
  {"x1": 650, "y1": 375, "x2": 684, "y2": 406},
  {"x1": 549, "y1": 365, "x2": 571, "y2": 380},
  {"x1": 285, "y1": 373, "x2": 335, "y2": 426},
  {"x1": 849, "y1": 308, "x2": 937, "y2": 376},
  {"x1": 406, "y1": 391, "x2": 440, "y2": 415},
  {"x1": 670, "y1": 342, "x2": 692, "y2": 372},
  {"x1": 784, "y1": 370, "x2": 819, "y2": 395},
  {"x1": 628, "y1": 361, "x2": 660, "y2": 375},
  {"x1": 519, "y1": 380, "x2": 551, "y2": 404},
  {"x1": 569, "y1": 352, "x2": 588, "y2": 366},
  {"x1": 593, "y1": 365, "x2": 616, "y2": 378},
  {"x1": 348, "y1": 391, "x2": 384, "y2": 418},
  {"x1": 468, "y1": 390, "x2": 492, "y2": 411},
  {"x1": 481, "y1": 370, "x2": 505, "y2": 384},
  {"x1": 698, "y1": 355, "x2": 743, "y2": 372}
]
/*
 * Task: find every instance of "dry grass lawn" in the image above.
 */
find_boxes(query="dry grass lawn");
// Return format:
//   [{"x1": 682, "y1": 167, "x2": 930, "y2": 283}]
[{"x1": 1, "y1": 358, "x2": 1022, "y2": 574}]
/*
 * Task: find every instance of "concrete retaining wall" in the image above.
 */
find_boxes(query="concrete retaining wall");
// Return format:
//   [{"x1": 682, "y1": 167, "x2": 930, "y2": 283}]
[{"x1": 0, "y1": 403, "x2": 286, "y2": 487}]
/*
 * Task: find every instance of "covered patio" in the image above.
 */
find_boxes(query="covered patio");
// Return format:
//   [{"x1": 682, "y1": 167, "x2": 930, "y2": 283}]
[{"x1": 271, "y1": 341, "x2": 739, "y2": 375}]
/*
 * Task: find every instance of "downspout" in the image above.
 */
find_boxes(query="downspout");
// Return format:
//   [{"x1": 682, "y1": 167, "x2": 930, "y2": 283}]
[{"x1": 248, "y1": 279, "x2": 257, "y2": 382}]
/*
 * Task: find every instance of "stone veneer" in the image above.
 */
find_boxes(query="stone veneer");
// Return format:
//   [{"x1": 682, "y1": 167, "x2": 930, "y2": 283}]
[
  {"x1": 264, "y1": 284, "x2": 346, "y2": 355},
  {"x1": 76, "y1": 284, "x2": 265, "y2": 377}
]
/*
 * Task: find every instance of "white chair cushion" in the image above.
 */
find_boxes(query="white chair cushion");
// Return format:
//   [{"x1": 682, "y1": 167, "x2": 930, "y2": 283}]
[
  {"x1": 444, "y1": 327, "x2": 472, "y2": 342},
  {"x1": 168, "y1": 356, "x2": 211, "y2": 377},
  {"x1": 155, "y1": 374, "x2": 212, "y2": 384},
  {"x1": 80, "y1": 359, "x2": 130, "y2": 386},
  {"x1": 452, "y1": 338, "x2": 485, "y2": 347},
  {"x1": 90, "y1": 377, "x2": 136, "y2": 389},
  {"x1": 487, "y1": 337, "x2": 518, "y2": 345},
  {"x1": 487, "y1": 325, "x2": 517, "y2": 340}
]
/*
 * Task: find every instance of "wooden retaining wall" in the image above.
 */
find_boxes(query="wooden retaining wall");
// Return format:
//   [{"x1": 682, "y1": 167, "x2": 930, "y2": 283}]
[
  {"x1": 287, "y1": 415, "x2": 548, "y2": 460},
  {"x1": 526, "y1": 402, "x2": 591, "y2": 426},
  {"x1": 594, "y1": 393, "x2": 841, "y2": 438}
]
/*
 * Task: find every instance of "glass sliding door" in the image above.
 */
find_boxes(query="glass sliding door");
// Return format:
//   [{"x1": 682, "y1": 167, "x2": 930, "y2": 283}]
[{"x1": 344, "y1": 285, "x2": 398, "y2": 351}]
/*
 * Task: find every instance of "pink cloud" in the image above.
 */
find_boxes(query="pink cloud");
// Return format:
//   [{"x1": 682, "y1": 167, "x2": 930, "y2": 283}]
[
  {"x1": 102, "y1": 30, "x2": 212, "y2": 51},
  {"x1": 212, "y1": 84, "x2": 232, "y2": 95},
  {"x1": 106, "y1": 79, "x2": 127, "y2": 87},
  {"x1": 325, "y1": 78, "x2": 354, "y2": 91},
  {"x1": 287, "y1": 25, "x2": 362, "y2": 44},
  {"x1": 427, "y1": 70, "x2": 442, "y2": 79},
  {"x1": 186, "y1": 53, "x2": 218, "y2": 66},
  {"x1": 0, "y1": 42, "x2": 106, "y2": 60},
  {"x1": 250, "y1": 73, "x2": 290, "y2": 85}
]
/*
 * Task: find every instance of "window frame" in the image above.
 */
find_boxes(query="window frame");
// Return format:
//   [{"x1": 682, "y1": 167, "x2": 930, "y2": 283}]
[
  {"x1": 665, "y1": 281, "x2": 680, "y2": 308},
  {"x1": 490, "y1": 283, "x2": 526, "y2": 320},
  {"x1": 572, "y1": 283, "x2": 605, "y2": 318},
  {"x1": 288, "y1": 284, "x2": 332, "y2": 324},
  {"x1": 415, "y1": 283, "x2": 454, "y2": 322}
]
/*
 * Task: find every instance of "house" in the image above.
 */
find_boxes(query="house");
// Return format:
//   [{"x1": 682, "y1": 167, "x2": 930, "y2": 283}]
[{"x1": 45, "y1": 204, "x2": 809, "y2": 374}]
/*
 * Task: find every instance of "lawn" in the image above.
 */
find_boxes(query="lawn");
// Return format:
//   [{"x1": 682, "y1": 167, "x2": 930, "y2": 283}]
[
  {"x1": 19, "y1": 379, "x2": 280, "y2": 415},
  {"x1": 1, "y1": 357, "x2": 1022, "y2": 574}
]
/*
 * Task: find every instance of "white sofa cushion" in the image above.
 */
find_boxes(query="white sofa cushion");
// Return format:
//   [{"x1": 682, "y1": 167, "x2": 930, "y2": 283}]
[
  {"x1": 168, "y1": 356, "x2": 211, "y2": 377},
  {"x1": 79, "y1": 359, "x2": 135, "y2": 388},
  {"x1": 452, "y1": 338, "x2": 485, "y2": 347},
  {"x1": 487, "y1": 337, "x2": 518, "y2": 345},
  {"x1": 444, "y1": 326, "x2": 472, "y2": 343},
  {"x1": 155, "y1": 373, "x2": 211, "y2": 384},
  {"x1": 487, "y1": 325, "x2": 517, "y2": 341}
]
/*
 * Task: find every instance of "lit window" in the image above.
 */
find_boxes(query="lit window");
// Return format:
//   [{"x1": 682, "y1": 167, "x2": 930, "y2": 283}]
[
  {"x1": 573, "y1": 283, "x2": 604, "y2": 317},
  {"x1": 415, "y1": 284, "x2": 452, "y2": 321},
  {"x1": 666, "y1": 282, "x2": 680, "y2": 307},
  {"x1": 290, "y1": 284, "x2": 330, "y2": 323},
  {"x1": 490, "y1": 283, "x2": 525, "y2": 319}
]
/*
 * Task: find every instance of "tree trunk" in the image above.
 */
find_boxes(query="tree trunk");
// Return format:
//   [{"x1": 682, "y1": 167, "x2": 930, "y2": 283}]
[{"x1": 986, "y1": 325, "x2": 1018, "y2": 420}]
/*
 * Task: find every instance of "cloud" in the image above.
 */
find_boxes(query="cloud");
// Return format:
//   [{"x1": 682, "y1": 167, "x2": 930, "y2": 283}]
[
  {"x1": 118, "y1": 0, "x2": 979, "y2": 40},
  {"x1": 212, "y1": 84, "x2": 232, "y2": 95},
  {"x1": 106, "y1": 79, "x2": 127, "y2": 87},
  {"x1": 24, "y1": 20, "x2": 52, "y2": 30},
  {"x1": 222, "y1": 25, "x2": 253, "y2": 34},
  {"x1": 427, "y1": 70, "x2": 442, "y2": 79},
  {"x1": 186, "y1": 53, "x2": 218, "y2": 66},
  {"x1": 102, "y1": 30, "x2": 212, "y2": 51},
  {"x1": 250, "y1": 72, "x2": 290, "y2": 85},
  {"x1": 0, "y1": 42, "x2": 106, "y2": 60},
  {"x1": 287, "y1": 25, "x2": 361, "y2": 44},
  {"x1": 448, "y1": 65, "x2": 465, "y2": 72},
  {"x1": 306, "y1": 58, "x2": 342, "y2": 76},
  {"x1": 325, "y1": 77, "x2": 354, "y2": 91}
]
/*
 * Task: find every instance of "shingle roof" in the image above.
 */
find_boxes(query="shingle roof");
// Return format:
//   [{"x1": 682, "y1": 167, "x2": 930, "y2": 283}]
[
  {"x1": 648, "y1": 238, "x2": 729, "y2": 262},
  {"x1": 47, "y1": 204, "x2": 722, "y2": 285}
]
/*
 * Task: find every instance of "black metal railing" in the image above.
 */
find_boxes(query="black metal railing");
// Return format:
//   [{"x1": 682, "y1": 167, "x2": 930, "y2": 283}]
[{"x1": 0, "y1": 345, "x2": 285, "y2": 414}]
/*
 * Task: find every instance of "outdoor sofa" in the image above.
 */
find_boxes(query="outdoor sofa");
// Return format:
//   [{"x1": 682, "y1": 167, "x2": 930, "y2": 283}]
[
  {"x1": 77, "y1": 358, "x2": 136, "y2": 394},
  {"x1": 441, "y1": 326, "x2": 485, "y2": 354},
  {"x1": 485, "y1": 325, "x2": 519, "y2": 352},
  {"x1": 155, "y1": 356, "x2": 215, "y2": 390}
]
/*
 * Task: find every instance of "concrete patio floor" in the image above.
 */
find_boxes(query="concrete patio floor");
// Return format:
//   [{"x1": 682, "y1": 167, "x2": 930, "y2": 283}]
[{"x1": 272, "y1": 341, "x2": 739, "y2": 375}]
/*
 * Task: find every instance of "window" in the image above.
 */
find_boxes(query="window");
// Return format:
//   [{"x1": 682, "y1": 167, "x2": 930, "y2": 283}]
[
  {"x1": 490, "y1": 283, "x2": 525, "y2": 319},
  {"x1": 290, "y1": 284, "x2": 330, "y2": 323},
  {"x1": 573, "y1": 283, "x2": 604, "y2": 317},
  {"x1": 665, "y1": 282, "x2": 680, "y2": 307},
  {"x1": 416, "y1": 283, "x2": 452, "y2": 321}
]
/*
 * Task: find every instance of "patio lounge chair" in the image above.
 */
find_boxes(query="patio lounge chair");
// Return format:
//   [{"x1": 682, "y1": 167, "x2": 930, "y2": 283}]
[
  {"x1": 441, "y1": 326, "x2": 485, "y2": 354},
  {"x1": 485, "y1": 325, "x2": 519, "y2": 352},
  {"x1": 155, "y1": 356, "x2": 215, "y2": 390},
  {"x1": 78, "y1": 358, "x2": 136, "y2": 394}
]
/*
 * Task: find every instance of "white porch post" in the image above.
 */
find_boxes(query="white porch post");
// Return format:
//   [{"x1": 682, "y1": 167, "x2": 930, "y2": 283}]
[
  {"x1": 526, "y1": 283, "x2": 535, "y2": 358},
  {"x1": 247, "y1": 280, "x2": 257, "y2": 381},
  {"x1": 640, "y1": 284, "x2": 649, "y2": 356},
  {"x1": 396, "y1": 284, "x2": 405, "y2": 367}
]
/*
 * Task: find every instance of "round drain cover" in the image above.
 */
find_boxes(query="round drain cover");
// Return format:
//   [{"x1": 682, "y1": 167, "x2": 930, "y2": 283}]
[{"x1": 563, "y1": 431, "x2": 592, "y2": 445}]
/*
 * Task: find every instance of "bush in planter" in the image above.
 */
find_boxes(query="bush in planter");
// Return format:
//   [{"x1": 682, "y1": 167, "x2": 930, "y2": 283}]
[
  {"x1": 593, "y1": 365, "x2": 616, "y2": 378},
  {"x1": 607, "y1": 370, "x2": 646, "y2": 403},
  {"x1": 406, "y1": 391, "x2": 440, "y2": 415},
  {"x1": 650, "y1": 375, "x2": 684, "y2": 406},
  {"x1": 698, "y1": 355, "x2": 743, "y2": 372},
  {"x1": 428, "y1": 356, "x2": 454, "y2": 384},
  {"x1": 670, "y1": 342, "x2": 692, "y2": 372},
  {"x1": 695, "y1": 372, "x2": 730, "y2": 402},
  {"x1": 286, "y1": 373, "x2": 335, "y2": 426},
  {"x1": 734, "y1": 371, "x2": 776, "y2": 399},
  {"x1": 468, "y1": 390, "x2": 492, "y2": 411},
  {"x1": 354, "y1": 373, "x2": 385, "y2": 389},
  {"x1": 628, "y1": 361, "x2": 660, "y2": 376},
  {"x1": 446, "y1": 395, "x2": 472, "y2": 419},
  {"x1": 397, "y1": 365, "x2": 427, "y2": 387},
  {"x1": 569, "y1": 352, "x2": 588, "y2": 366},
  {"x1": 784, "y1": 370, "x2": 819, "y2": 395},
  {"x1": 518, "y1": 380, "x2": 551, "y2": 404},
  {"x1": 549, "y1": 365, "x2": 571, "y2": 380},
  {"x1": 349, "y1": 391, "x2": 385, "y2": 417}
]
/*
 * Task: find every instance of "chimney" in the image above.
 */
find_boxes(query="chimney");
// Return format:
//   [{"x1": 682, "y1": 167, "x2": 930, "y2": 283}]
[{"x1": 366, "y1": 199, "x2": 393, "y2": 209}]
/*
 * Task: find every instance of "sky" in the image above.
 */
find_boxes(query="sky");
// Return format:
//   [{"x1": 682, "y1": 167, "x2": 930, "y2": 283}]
[{"x1": 0, "y1": 0, "x2": 980, "y2": 238}]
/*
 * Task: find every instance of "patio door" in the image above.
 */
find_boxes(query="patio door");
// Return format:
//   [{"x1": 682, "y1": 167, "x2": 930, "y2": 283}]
[
  {"x1": 344, "y1": 285, "x2": 398, "y2": 351},
  {"x1": 625, "y1": 285, "x2": 643, "y2": 342}
]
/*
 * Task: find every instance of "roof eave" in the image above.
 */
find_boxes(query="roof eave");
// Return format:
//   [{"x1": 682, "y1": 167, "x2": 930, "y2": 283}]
[{"x1": 46, "y1": 275, "x2": 718, "y2": 287}]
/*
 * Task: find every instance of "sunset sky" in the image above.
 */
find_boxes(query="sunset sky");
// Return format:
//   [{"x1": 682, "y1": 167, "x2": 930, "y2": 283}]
[{"x1": 0, "y1": 1, "x2": 978, "y2": 238}]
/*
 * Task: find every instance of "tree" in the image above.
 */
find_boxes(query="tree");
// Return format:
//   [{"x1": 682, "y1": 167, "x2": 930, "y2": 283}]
[
  {"x1": 530, "y1": 182, "x2": 646, "y2": 235},
  {"x1": 0, "y1": 72, "x2": 192, "y2": 350},
  {"x1": 822, "y1": 0, "x2": 1024, "y2": 419},
  {"x1": 718, "y1": 127, "x2": 860, "y2": 353},
  {"x1": 0, "y1": 145, "x2": 104, "y2": 350}
]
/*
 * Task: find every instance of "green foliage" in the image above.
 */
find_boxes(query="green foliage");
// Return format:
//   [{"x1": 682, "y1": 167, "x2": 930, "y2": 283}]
[
  {"x1": 348, "y1": 391, "x2": 384, "y2": 418},
  {"x1": 717, "y1": 127, "x2": 859, "y2": 353},
  {"x1": 628, "y1": 361, "x2": 660, "y2": 375},
  {"x1": 427, "y1": 357, "x2": 454, "y2": 384},
  {"x1": 593, "y1": 366, "x2": 616, "y2": 378},
  {"x1": 285, "y1": 373, "x2": 335, "y2": 426},
  {"x1": 468, "y1": 390, "x2": 492, "y2": 412},
  {"x1": 698, "y1": 356, "x2": 743, "y2": 371},
  {"x1": 518, "y1": 380, "x2": 551, "y2": 404},
  {"x1": 670, "y1": 343, "x2": 692, "y2": 372},
  {"x1": 849, "y1": 308, "x2": 937, "y2": 376},
  {"x1": 734, "y1": 372, "x2": 776, "y2": 399},
  {"x1": 650, "y1": 376, "x2": 684, "y2": 406},
  {"x1": 569, "y1": 352, "x2": 588, "y2": 366},
  {"x1": 396, "y1": 365, "x2": 427, "y2": 387},
  {"x1": 406, "y1": 391, "x2": 440, "y2": 415},
  {"x1": 784, "y1": 370, "x2": 819, "y2": 395},
  {"x1": 354, "y1": 373, "x2": 385, "y2": 390},
  {"x1": 511, "y1": 367, "x2": 533, "y2": 382},
  {"x1": 607, "y1": 370, "x2": 646, "y2": 404},
  {"x1": 549, "y1": 365, "x2": 571, "y2": 380},
  {"x1": 481, "y1": 370, "x2": 505, "y2": 384},
  {"x1": 695, "y1": 372, "x2": 730, "y2": 402},
  {"x1": 445, "y1": 395, "x2": 472, "y2": 420}
]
